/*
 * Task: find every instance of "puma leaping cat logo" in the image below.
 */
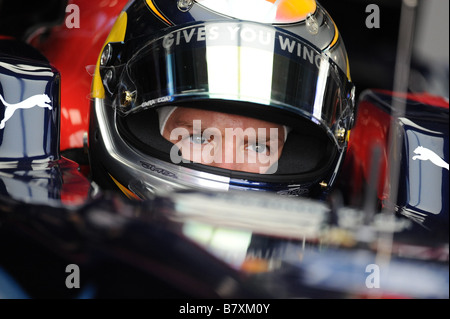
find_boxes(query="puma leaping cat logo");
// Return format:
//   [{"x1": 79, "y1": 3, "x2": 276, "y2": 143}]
[
  {"x1": 0, "y1": 93, "x2": 52, "y2": 129},
  {"x1": 412, "y1": 146, "x2": 449, "y2": 170}
]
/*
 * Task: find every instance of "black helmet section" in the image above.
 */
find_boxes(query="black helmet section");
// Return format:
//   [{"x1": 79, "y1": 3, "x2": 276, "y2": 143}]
[{"x1": 117, "y1": 101, "x2": 339, "y2": 186}]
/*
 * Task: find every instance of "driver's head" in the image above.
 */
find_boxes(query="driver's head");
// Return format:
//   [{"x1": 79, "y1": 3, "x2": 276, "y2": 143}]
[{"x1": 88, "y1": 0, "x2": 356, "y2": 200}]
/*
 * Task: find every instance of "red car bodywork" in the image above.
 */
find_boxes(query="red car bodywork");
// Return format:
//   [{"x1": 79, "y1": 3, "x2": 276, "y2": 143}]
[{"x1": 28, "y1": 0, "x2": 129, "y2": 152}]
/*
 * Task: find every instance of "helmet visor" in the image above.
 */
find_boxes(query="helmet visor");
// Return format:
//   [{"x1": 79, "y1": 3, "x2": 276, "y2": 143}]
[
  {"x1": 112, "y1": 21, "x2": 354, "y2": 140},
  {"x1": 106, "y1": 21, "x2": 354, "y2": 182}
]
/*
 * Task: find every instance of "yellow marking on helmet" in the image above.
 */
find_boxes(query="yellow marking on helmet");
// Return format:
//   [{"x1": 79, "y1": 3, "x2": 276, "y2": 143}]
[
  {"x1": 326, "y1": 15, "x2": 352, "y2": 81},
  {"x1": 330, "y1": 21, "x2": 339, "y2": 49},
  {"x1": 109, "y1": 174, "x2": 141, "y2": 200},
  {"x1": 273, "y1": 0, "x2": 317, "y2": 22},
  {"x1": 146, "y1": 0, "x2": 171, "y2": 25},
  {"x1": 346, "y1": 55, "x2": 352, "y2": 81},
  {"x1": 91, "y1": 11, "x2": 128, "y2": 99}
]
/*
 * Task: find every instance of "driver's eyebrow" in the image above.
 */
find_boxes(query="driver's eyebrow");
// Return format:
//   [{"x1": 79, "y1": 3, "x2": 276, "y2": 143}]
[
  {"x1": 172, "y1": 120, "x2": 284, "y2": 142},
  {"x1": 259, "y1": 128, "x2": 284, "y2": 144},
  {"x1": 173, "y1": 120, "x2": 200, "y2": 131}
]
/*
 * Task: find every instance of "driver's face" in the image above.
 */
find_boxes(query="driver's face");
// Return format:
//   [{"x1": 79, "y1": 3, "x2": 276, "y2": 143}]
[{"x1": 161, "y1": 108, "x2": 286, "y2": 174}]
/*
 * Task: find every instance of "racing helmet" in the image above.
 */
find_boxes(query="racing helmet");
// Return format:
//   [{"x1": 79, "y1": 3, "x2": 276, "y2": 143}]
[{"x1": 88, "y1": 0, "x2": 356, "y2": 200}]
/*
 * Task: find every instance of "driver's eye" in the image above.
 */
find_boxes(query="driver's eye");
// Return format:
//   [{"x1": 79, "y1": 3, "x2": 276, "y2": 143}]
[
  {"x1": 247, "y1": 143, "x2": 269, "y2": 154},
  {"x1": 189, "y1": 134, "x2": 208, "y2": 145}
]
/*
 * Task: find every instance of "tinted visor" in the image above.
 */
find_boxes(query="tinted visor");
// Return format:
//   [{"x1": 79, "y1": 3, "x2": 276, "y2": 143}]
[
  {"x1": 111, "y1": 21, "x2": 354, "y2": 142},
  {"x1": 107, "y1": 21, "x2": 354, "y2": 183}
]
